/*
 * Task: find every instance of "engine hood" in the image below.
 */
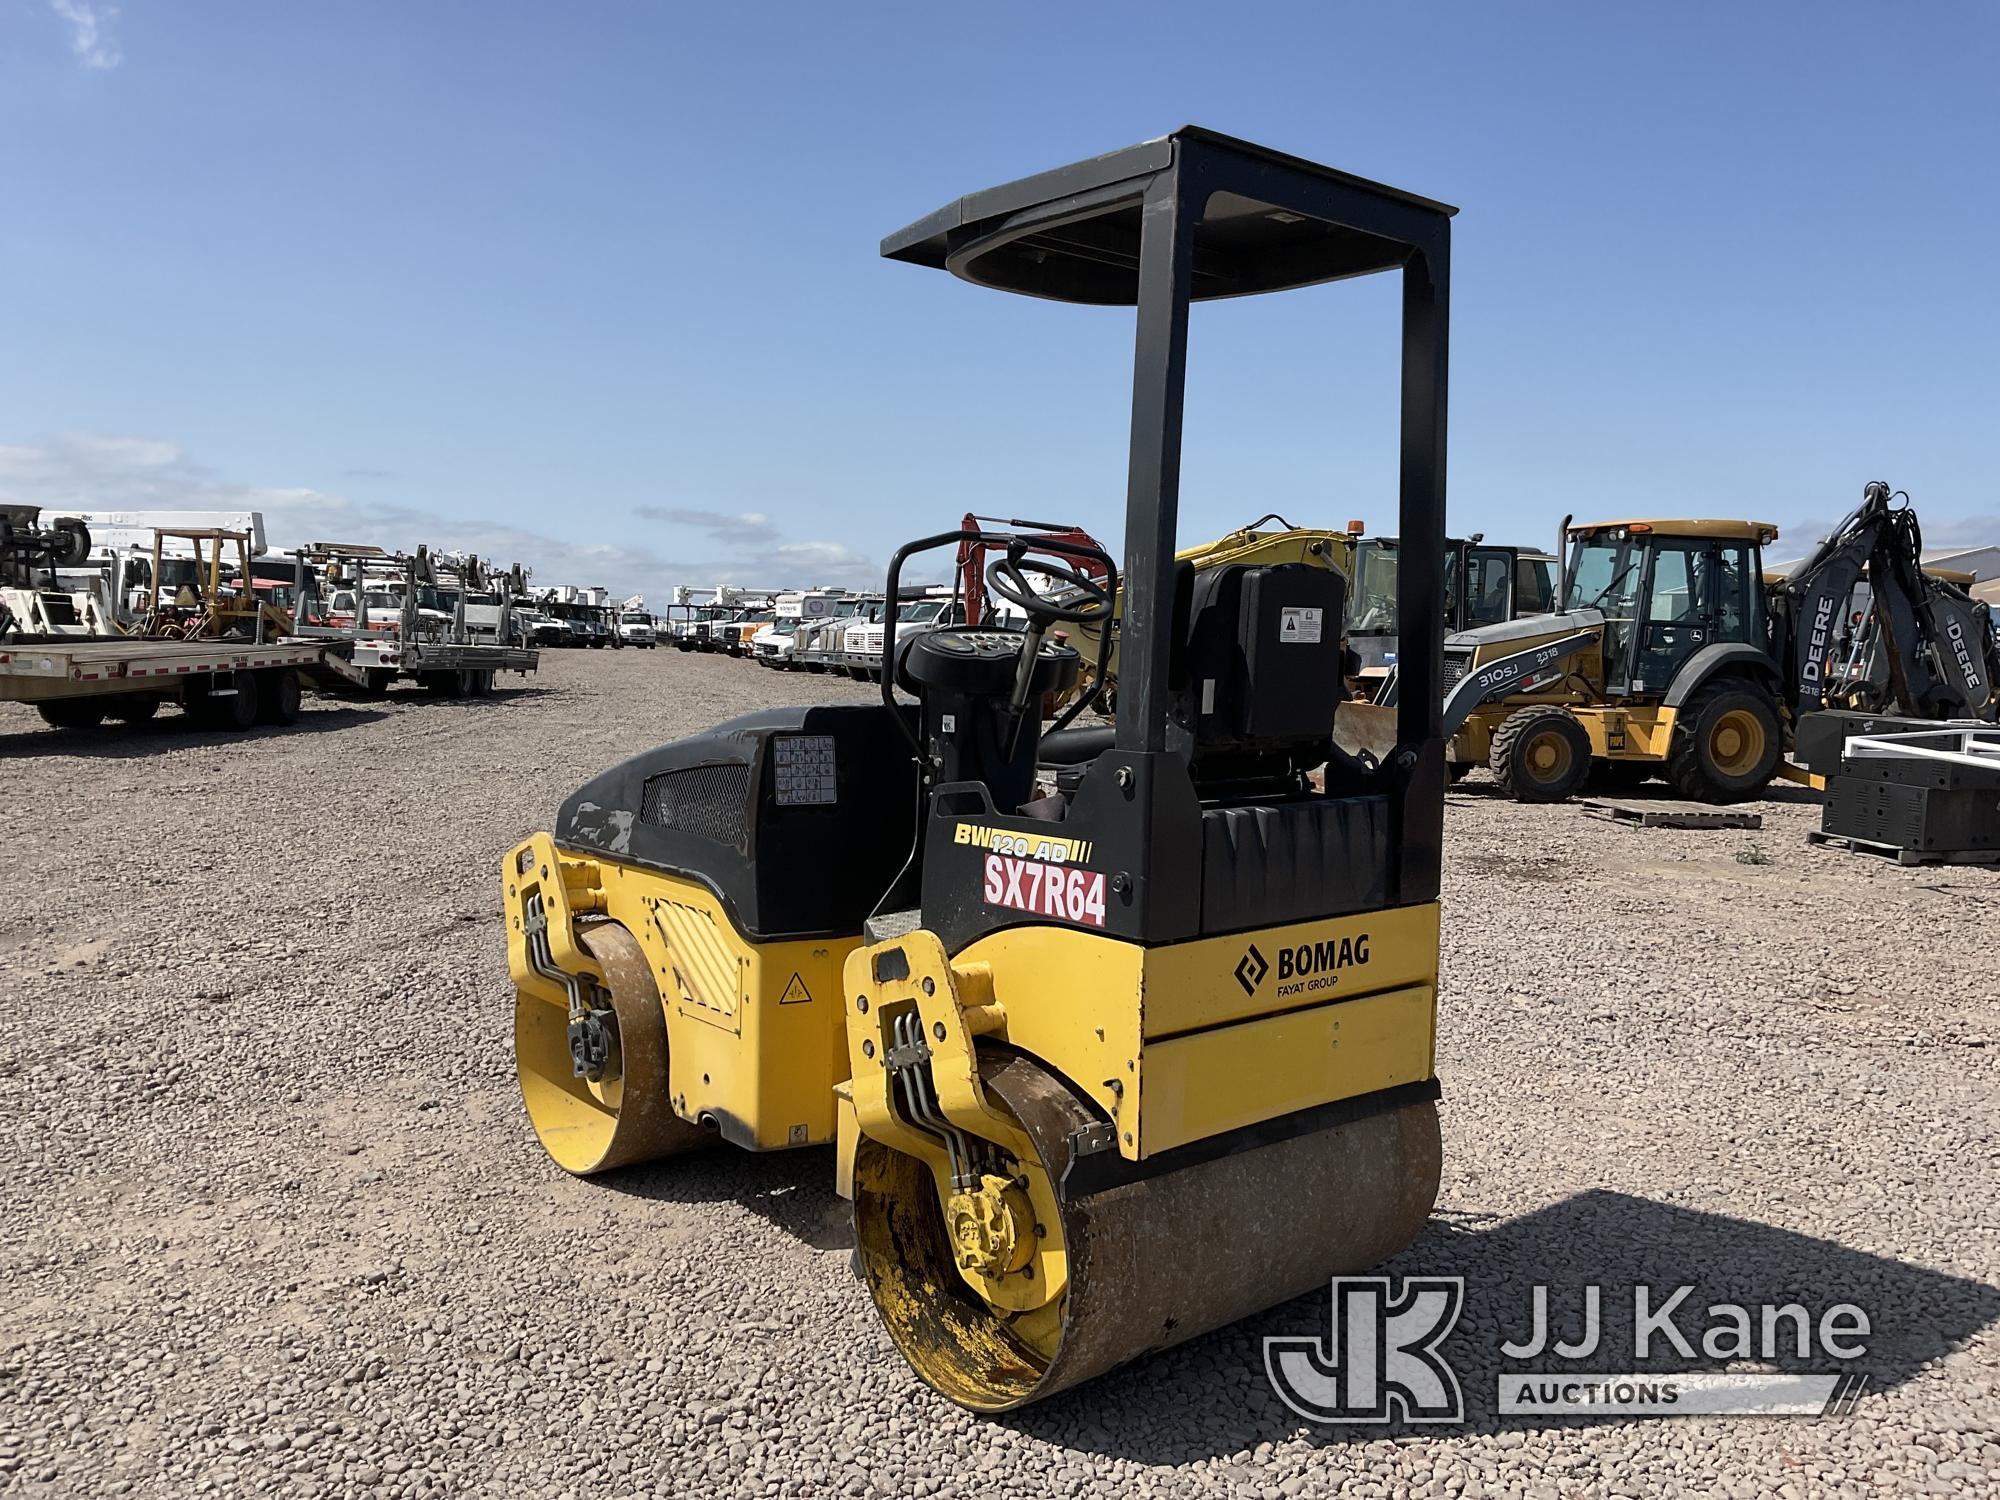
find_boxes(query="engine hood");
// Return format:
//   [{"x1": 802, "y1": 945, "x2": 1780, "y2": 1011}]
[{"x1": 1446, "y1": 607, "x2": 1604, "y2": 650}]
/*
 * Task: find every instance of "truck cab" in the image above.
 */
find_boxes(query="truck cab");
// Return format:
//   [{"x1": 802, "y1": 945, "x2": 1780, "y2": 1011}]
[
  {"x1": 751, "y1": 615, "x2": 799, "y2": 666},
  {"x1": 793, "y1": 596, "x2": 867, "y2": 670},
  {"x1": 854, "y1": 595, "x2": 966, "y2": 681}
]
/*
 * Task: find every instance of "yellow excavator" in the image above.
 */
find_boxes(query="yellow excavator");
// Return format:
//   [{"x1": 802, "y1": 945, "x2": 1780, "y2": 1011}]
[{"x1": 502, "y1": 128, "x2": 1456, "y2": 1409}]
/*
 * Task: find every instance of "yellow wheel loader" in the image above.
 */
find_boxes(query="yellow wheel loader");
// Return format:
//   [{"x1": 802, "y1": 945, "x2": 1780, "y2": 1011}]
[{"x1": 503, "y1": 127, "x2": 1458, "y2": 1410}]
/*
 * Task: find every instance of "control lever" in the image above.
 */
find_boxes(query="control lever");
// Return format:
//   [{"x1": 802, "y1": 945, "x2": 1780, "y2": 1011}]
[{"x1": 1004, "y1": 617, "x2": 1050, "y2": 757}]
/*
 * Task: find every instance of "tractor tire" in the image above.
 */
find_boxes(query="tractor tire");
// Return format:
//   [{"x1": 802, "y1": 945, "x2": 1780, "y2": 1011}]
[
  {"x1": 37, "y1": 699, "x2": 105, "y2": 730},
  {"x1": 1489, "y1": 705, "x2": 1593, "y2": 803},
  {"x1": 106, "y1": 695, "x2": 162, "y2": 724},
  {"x1": 1667, "y1": 682, "x2": 1782, "y2": 803},
  {"x1": 256, "y1": 667, "x2": 302, "y2": 726}
]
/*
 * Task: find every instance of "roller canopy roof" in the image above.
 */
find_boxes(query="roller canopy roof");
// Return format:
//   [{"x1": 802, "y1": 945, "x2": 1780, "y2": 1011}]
[{"x1": 881, "y1": 126, "x2": 1458, "y2": 305}]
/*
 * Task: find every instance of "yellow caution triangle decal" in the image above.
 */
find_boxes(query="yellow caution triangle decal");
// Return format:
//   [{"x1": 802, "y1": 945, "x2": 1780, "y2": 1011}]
[{"x1": 779, "y1": 972, "x2": 813, "y2": 1005}]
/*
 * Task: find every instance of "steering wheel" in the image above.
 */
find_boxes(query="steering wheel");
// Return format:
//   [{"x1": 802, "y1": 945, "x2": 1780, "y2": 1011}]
[
  {"x1": 899, "y1": 627, "x2": 1081, "y2": 699},
  {"x1": 986, "y1": 554, "x2": 1112, "y2": 624}
]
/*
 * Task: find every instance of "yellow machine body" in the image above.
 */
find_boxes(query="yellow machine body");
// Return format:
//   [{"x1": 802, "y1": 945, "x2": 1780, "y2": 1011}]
[
  {"x1": 505, "y1": 832, "x2": 856, "y2": 1159},
  {"x1": 506, "y1": 827, "x2": 1443, "y2": 1411},
  {"x1": 508, "y1": 827, "x2": 1438, "y2": 1170},
  {"x1": 840, "y1": 901, "x2": 1438, "y2": 1169}
]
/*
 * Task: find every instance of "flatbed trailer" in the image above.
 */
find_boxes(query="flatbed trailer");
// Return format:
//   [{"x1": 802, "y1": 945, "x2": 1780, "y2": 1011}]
[
  {"x1": 291, "y1": 543, "x2": 539, "y2": 696},
  {"x1": 0, "y1": 634, "x2": 367, "y2": 732},
  {"x1": 328, "y1": 634, "x2": 539, "y2": 695}
]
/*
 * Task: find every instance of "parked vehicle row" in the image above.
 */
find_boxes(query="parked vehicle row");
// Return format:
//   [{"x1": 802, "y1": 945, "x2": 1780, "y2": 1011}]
[
  {"x1": 663, "y1": 588, "x2": 986, "y2": 681},
  {"x1": 1, "y1": 516, "x2": 539, "y2": 734}
]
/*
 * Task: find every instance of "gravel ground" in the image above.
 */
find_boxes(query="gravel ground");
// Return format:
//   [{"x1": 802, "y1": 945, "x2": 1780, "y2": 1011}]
[{"x1": 2, "y1": 648, "x2": 1995, "y2": 1498}]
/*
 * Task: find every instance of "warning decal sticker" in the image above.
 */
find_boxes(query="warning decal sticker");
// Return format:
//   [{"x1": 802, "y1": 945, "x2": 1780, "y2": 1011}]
[
  {"x1": 779, "y1": 972, "x2": 814, "y2": 1004},
  {"x1": 1279, "y1": 606, "x2": 1324, "y2": 644},
  {"x1": 773, "y1": 735, "x2": 837, "y2": 805}
]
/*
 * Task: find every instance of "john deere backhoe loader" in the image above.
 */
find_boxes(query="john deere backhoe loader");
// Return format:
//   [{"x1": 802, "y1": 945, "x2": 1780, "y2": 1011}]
[
  {"x1": 503, "y1": 128, "x2": 1456, "y2": 1410},
  {"x1": 1422, "y1": 486, "x2": 1996, "y2": 802}
]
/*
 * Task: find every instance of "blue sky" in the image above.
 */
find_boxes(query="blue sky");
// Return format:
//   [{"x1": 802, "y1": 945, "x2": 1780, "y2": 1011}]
[{"x1": 2, "y1": 2, "x2": 1994, "y2": 597}]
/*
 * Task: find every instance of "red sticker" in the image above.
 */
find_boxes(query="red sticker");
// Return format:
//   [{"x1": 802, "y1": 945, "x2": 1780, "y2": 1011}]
[{"x1": 983, "y1": 854, "x2": 1107, "y2": 927}]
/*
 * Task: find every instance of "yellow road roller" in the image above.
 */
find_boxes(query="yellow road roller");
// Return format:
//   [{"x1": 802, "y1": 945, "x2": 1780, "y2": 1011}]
[{"x1": 503, "y1": 126, "x2": 1457, "y2": 1410}]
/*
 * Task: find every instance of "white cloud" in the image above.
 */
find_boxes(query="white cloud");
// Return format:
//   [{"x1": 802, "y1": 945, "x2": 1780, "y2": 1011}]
[
  {"x1": 0, "y1": 432, "x2": 684, "y2": 601},
  {"x1": 50, "y1": 0, "x2": 121, "y2": 70},
  {"x1": 1, "y1": 431, "x2": 888, "y2": 600},
  {"x1": 633, "y1": 504, "x2": 884, "y2": 591},
  {"x1": 1908, "y1": 512, "x2": 1996, "y2": 550},
  {"x1": 633, "y1": 505, "x2": 778, "y2": 549}
]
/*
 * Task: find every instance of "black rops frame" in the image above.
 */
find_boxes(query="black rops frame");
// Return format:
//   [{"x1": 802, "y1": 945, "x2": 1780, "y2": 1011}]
[{"x1": 883, "y1": 126, "x2": 1453, "y2": 775}]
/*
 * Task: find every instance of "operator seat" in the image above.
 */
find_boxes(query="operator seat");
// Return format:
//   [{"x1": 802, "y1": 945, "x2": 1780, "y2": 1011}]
[
  {"x1": 1042, "y1": 559, "x2": 1349, "y2": 792},
  {"x1": 1050, "y1": 557, "x2": 1383, "y2": 929},
  {"x1": 1170, "y1": 559, "x2": 1345, "y2": 766}
]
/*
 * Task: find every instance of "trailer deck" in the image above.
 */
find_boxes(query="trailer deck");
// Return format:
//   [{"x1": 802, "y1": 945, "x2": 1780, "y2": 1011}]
[
  {"x1": 293, "y1": 629, "x2": 539, "y2": 693},
  {"x1": 0, "y1": 636, "x2": 365, "y2": 702},
  {"x1": 0, "y1": 633, "x2": 371, "y2": 733}
]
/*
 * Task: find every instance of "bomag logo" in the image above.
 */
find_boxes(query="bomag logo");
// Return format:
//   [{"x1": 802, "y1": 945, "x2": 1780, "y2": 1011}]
[
  {"x1": 1274, "y1": 932, "x2": 1371, "y2": 998},
  {"x1": 953, "y1": 823, "x2": 1093, "y2": 865},
  {"x1": 1234, "y1": 944, "x2": 1269, "y2": 996}
]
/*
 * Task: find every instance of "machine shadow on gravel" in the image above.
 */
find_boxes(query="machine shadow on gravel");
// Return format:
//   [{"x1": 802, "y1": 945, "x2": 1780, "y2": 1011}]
[
  {"x1": 597, "y1": 1144, "x2": 855, "y2": 1253},
  {"x1": 1001, "y1": 1189, "x2": 2000, "y2": 1457},
  {"x1": 0, "y1": 705, "x2": 391, "y2": 759}
]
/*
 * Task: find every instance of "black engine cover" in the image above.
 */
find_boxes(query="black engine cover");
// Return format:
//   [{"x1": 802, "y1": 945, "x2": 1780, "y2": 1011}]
[{"x1": 555, "y1": 703, "x2": 920, "y2": 939}]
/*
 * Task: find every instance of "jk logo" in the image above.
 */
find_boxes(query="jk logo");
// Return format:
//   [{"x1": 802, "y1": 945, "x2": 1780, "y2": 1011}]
[
  {"x1": 1234, "y1": 944, "x2": 1268, "y2": 996},
  {"x1": 1265, "y1": 1276, "x2": 1465, "y2": 1423}
]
